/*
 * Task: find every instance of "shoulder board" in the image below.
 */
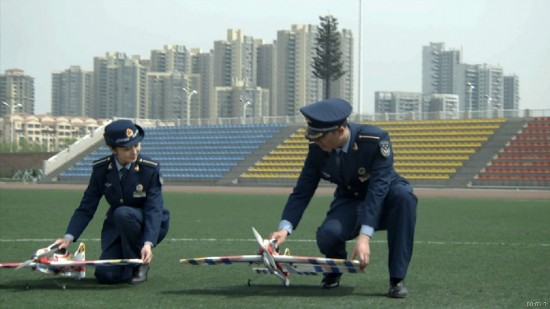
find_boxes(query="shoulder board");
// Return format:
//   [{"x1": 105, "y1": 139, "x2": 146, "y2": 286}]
[
  {"x1": 92, "y1": 156, "x2": 111, "y2": 166},
  {"x1": 357, "y1": 135, "x2": 380, "y2": 140},
  {"x1": 139, "y1": 158, "x2": 159, "y2": 167}
]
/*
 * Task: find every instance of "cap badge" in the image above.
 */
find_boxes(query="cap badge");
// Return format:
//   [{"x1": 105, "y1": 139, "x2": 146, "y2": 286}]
[{"x1": 126, "y1": 128, "x2": 134, "y2": 138}]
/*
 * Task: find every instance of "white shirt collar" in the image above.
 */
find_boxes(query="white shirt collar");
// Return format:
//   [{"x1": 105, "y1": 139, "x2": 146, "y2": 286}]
[
  {"x1": 337, "y1": 132, "x2": 351, "y2": 154},
  {"x1": 115, "y1": 159, "x2": 131, "y2": 171}
]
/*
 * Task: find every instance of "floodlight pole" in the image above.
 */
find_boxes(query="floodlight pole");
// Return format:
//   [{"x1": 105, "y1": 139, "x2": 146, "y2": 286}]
[
  {"x1": 181, "y1": 88, "x2": 197, "y2": 126},
  {"x1": 241, "y1": 99, "x2": 252, "y2": 124},
  {"x1": 466, "y1": 82, "x2": 475, "y2": 113}
]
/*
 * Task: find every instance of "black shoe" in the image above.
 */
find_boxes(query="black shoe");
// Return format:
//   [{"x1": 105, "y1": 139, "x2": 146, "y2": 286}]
[
  {"x1": 131, "y1": 265, "x2": 149, "y2": 284},
  {"x1": 387, "y1": 280, "x2": 408, "y2": 298},
  {"x1": 321, "y1": 274, "x2": 341, "y2": 289}
]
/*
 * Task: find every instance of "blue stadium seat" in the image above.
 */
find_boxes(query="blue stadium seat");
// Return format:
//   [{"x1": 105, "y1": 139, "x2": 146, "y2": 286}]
[{"x1": 58, "y1": 123, "x2": 287, "y2": 182}]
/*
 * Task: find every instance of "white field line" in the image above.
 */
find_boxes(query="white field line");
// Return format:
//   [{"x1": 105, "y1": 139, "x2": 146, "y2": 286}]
[{"x1": 0, "y1": 238, "x2": 548, "y2": 247}]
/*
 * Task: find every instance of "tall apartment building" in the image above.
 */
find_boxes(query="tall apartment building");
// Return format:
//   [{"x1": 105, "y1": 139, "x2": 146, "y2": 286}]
[
  {"x1": 276, "y1": 24, "x2": 322, "y2": 117},
  {"x1": 48, "y1": 23, "x2": 354, "y2": 122},
  {"x1": 92, "y1": 52, "x2": 149, "y2": 119},
  {"x1": 425, "y1": 94, "x2": 460, "y2": 118},
  {"x1": 148, "y1": 45, "x2": 201, "y2": 122},
  {"x1": 212, "y1": 29, "x2": 269, "y2": 119},
  {"x1": 455, "y1": 63, "x2": 478, "y2": 111},
  {"x1": 0, "y1": 69, "x2": 35, "y2": 116},
  {"x1": 191, "y1": 49, "x2": 215, "y2": 119},
  {"x1": 213, "y1": 29, "x2": 255, "y2": 88},
  {"x1": 503, "y1": 75, "x2": 520, "y2": 110},
  {"x1": 256, "y1": 43, "x2": 276, "y2": 116},
  {"x1": 51, "y1": 66, "x2": 93, "y2": 117},
  {"x1": 422, "y1": 42, "x2": 462, "y2": 96},
  {"x1": 477, "y1": 64, "x2": 503, "y2": 111},
  {"x1": 276, "y1": 24, "x2": 354, "y2": 117},
  {"x1": 147, "y1": 72, "x2": 200, "y2": 122},
  {"x1": 150, "y1": 44, "x2": 191, "y2": 73},
  {"x1": 375, "y1": 91, "x2": 422, "y2": 118},
  {"x1": 422, "y1": 42, "x2": 516, "y2": 112}
]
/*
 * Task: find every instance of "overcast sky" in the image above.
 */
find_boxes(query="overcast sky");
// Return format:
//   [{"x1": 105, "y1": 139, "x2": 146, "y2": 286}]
[{"x1": 1, "y1": 0, "x2": 549, "y2": 115}]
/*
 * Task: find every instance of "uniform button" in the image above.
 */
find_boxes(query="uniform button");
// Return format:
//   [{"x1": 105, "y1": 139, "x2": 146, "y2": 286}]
[
  {"x1": 354, "y1": 192, "x2": 359, "y2": 197},
  {"x1": 347, "y1": 185, "x2": 351, "y2": 190},
  {"x1": 120, "y1": 199, "x2": 124, "y2": 203}
]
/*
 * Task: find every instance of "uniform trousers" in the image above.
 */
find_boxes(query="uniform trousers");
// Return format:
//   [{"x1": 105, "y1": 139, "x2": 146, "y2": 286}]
[
  {"x1": 316, "y1": 181, "x2": 417, "y2": 279},
  {"x1": 95, "y1": 206, "x2": 168, "y2": 283}
]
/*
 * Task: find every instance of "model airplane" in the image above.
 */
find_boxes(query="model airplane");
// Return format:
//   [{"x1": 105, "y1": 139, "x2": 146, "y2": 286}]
[
  {"x1": 180, "y1": 227, "x2": 363, "y2": 286},
  {"x1": 0, "y1": 242, "x2": 142, "y2": 288}
]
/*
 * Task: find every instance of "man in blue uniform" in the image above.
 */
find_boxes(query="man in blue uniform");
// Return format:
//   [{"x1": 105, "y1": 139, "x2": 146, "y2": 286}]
[
  {"x1": 54, "y1": 119, "x2": 170, "y2": 284},
  {"x1": 269, "y1": 99, "x2": 417, "y2": 298}
]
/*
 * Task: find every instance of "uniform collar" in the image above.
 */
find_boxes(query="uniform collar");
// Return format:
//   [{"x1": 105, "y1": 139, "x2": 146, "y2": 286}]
[
  {"x1": 336, "y1": 128, "x2": 351, "y2": 154},
  {"x1": 115, "y1": 158, "x2": 131, "y2": 171}
]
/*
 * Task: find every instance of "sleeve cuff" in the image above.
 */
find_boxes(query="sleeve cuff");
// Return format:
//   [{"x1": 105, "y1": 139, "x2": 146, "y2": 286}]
[
  {"x1": 278, "y1": 220, "x2": 294, "y2": 235},
  {"x1": 360, "y1": 225, "x2": 374, "y2": 238},
  {"x1": 63, "y1": 234, "x2": 75, "y2": 242}
]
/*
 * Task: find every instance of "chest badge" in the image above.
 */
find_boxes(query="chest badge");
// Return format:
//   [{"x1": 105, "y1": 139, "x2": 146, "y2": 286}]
[
  {"x1": 133, "y1": 184, "x2": 147, "y2": 198},
  {"x1": 358, "y1": 167, "x2": 369, "y2": 182}
]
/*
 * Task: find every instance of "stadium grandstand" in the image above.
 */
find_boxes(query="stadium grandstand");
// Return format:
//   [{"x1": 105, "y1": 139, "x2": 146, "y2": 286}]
[{"x1": 42, "y1": 111, "x2": 550, "y2": 189}]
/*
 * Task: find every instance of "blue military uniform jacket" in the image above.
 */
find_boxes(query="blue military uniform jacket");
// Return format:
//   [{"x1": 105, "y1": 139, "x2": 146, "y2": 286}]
[
  {"x1": 282, "y1": 122, "x2": 407, "y2": 230},
  {"x1": 66, "y1": 154, "x2": 170, "y2": 248}
]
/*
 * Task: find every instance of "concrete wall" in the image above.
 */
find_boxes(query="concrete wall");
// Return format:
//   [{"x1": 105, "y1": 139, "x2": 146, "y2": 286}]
[{"x1": 0, "y1": 153, "x2": 55, "y2": 178}]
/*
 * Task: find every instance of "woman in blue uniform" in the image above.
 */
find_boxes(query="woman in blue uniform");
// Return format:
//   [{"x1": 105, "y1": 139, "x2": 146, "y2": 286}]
[{"x1": 54, "y1": 119, "x2": 170, "y2": 284}]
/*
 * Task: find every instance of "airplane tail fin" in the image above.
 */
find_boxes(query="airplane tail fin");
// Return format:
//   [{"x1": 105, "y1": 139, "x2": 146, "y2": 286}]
[{"x1": 72, "y1": 242, "x2": 86, "y2": 279}]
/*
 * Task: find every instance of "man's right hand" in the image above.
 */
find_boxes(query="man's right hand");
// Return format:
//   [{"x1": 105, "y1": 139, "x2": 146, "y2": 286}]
[
  {"x1": 351, "y1": 233, "x2": 371, "y2": 270},
  {"x1": 54, "y1": 237, "x2": 72, "y2": 249},
  {"x1": 269, "y1": 229, "x2": 289, "y2": 246}
]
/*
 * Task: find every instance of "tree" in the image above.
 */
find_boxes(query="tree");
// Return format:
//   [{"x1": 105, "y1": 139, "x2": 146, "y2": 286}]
[{"x1": 312, "y1": 15, "x2": 346, "y2": 99}]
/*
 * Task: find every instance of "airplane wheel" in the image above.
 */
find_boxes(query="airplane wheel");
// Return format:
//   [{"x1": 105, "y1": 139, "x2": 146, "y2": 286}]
[
  {"x1": 25, "y1": 284, "x2": 30, "y2": 290},
  {"x1": 284, "y1": 278, "x2": 290, "y2": 287},
  {"x1": 247, "y1": 279, "x2": 252, "y2": 287}
]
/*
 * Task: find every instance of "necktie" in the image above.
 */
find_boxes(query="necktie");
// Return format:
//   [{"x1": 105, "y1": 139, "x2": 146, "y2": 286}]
[
  {"x1": 336, "y1": 150, "x2": 346, "y2": 180},
  {"x1": 119, "y1": 168, "x2": 128, "y2": 187},
  {"x1": 336, "y1": 150, "x2": 345, "y2": 169}
]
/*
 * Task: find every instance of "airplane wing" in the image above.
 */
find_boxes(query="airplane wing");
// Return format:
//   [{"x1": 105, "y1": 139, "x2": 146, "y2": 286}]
[
  {"x1": 45, "y1": 258, "x2": 143, "y2": 267},
  {"x1": 0, "y1": 259, "x2": 142, "y2": 269},
  {"x1": 273, "y1": 256, "x2": 363, "y2": 274},
  {"x1": 0, "y1": 262, "x2": 28, "y2": 269},
  {"x1": 281, "y1": 263, "x2": 360, "y2": 274},
  {"x1": 180, "y1": 255, "x2": 262, "y2": 266},
  {"x1": 16, "y1": 243, "x2": 59, "y2": 270}
]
